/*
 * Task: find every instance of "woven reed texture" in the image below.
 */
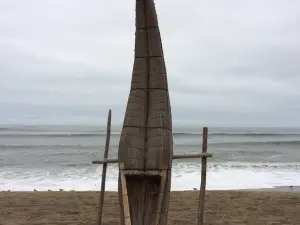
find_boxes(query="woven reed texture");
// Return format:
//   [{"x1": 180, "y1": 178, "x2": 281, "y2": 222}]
[
  {"x1": 118, "y1": 0, "x2": 172, "y2": 225},
  {"x1": 124, "y1": 170, "x2": 161, "y2": 176},
  {"x1": 118, "y1": 0, "x2": 173, "y2": 171}
]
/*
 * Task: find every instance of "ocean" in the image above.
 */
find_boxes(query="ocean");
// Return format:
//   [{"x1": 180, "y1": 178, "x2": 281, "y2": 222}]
[{"x1": 1, "y1": 125, "x2": 300, "y2": 191}]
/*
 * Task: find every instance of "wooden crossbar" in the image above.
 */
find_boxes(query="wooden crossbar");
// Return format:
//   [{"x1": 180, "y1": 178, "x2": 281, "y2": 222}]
[{"x1": 92, "y1": 153, "x2": 212, "y2": 165}]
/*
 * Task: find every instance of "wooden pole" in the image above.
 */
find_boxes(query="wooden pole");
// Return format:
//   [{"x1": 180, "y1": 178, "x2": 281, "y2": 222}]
[
  {"x1": 97, "y1": 109, "x2": 112, "y2": 225},
  {"x1": 119, "y1": 163, "x2": 132, "y2": 225},
  {"x1": 155, "y1": 167, "x2": 168, "y2": 225},
  {"x1": 198, "y1": 127, "x2": 208, "y2": 225}
]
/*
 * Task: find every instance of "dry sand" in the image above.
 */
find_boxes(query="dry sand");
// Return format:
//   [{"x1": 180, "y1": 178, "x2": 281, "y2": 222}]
[{"x1": 1, "y1": 190, "x2": 300, "y2": 225}]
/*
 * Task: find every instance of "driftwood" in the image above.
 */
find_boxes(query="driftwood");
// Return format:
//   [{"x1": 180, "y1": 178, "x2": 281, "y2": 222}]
[{"x1": 97, "y1": 109, "x2": 112, "y2": 225}]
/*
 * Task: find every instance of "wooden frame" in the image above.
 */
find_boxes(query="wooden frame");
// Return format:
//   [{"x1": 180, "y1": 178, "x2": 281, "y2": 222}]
[{"x1": 93, "y1": 110, "x2": 212, "y2": 225}]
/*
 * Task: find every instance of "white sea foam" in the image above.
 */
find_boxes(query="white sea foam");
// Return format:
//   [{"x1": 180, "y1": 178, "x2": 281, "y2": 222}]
[{"x1": 1, "y1": 162, "x2": 300, "y2": 191}]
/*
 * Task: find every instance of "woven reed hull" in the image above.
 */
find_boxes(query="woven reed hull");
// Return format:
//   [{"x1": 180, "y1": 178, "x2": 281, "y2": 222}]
[
  {"x1": 118, "y1": 0, "x2": 172, "y2": 225},
  {"x1": 118, "y1": 172, "x2": 171, "y2": 225}
]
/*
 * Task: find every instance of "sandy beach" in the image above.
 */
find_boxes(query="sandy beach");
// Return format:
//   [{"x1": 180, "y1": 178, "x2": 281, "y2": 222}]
[{"x1": 1, "y1": 190, "x2": 300, "y2": 225}]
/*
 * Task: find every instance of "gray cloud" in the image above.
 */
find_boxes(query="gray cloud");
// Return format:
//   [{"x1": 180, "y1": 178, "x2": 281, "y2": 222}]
[{"x1": 1, "y1": 0, "x2": 300, "y2": 126}]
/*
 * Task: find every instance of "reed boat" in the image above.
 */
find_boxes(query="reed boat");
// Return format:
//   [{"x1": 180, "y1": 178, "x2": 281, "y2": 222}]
[{"x1": 117, "y1": 0, "x2": 173, "y2": 225}]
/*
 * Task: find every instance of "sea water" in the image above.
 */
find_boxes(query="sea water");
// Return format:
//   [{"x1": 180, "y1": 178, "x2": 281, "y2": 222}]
[{"x1": 1, "y1": 125, "x2": 299, "y2": 191}]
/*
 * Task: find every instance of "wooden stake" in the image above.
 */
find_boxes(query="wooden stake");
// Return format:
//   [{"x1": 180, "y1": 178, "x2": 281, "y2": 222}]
[
  {"x1": 119, "y1": 163, "x2": 132, "y2": 225},
  {"x1": 97, "y1": 109, "x2": 112, "y2": 225},
  {"x1": 155, "y1": 167, "x2": 168, "y2": 225},
  {"x1": 198, "y1": 127, "x2": 208, "y2": 225}
]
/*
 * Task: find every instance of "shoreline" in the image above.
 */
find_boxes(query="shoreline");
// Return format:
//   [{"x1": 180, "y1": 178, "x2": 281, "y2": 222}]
[
  {"x1": 2, "y1": 185, "x2": 300, "y2": 193},
  {"x1": 242, "y1": 185, "x2": 300, "y2": 193}
]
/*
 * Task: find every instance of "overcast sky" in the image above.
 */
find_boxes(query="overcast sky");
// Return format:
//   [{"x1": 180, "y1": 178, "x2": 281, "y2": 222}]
[{"x1": 0, "y1": 0, "x2": 300, "y2": 127}]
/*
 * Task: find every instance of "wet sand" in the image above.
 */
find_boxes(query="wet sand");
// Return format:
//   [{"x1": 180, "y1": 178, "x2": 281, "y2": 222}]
[{"x1": 1, "y1": 190, "x2": 300, "y2": 225}]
